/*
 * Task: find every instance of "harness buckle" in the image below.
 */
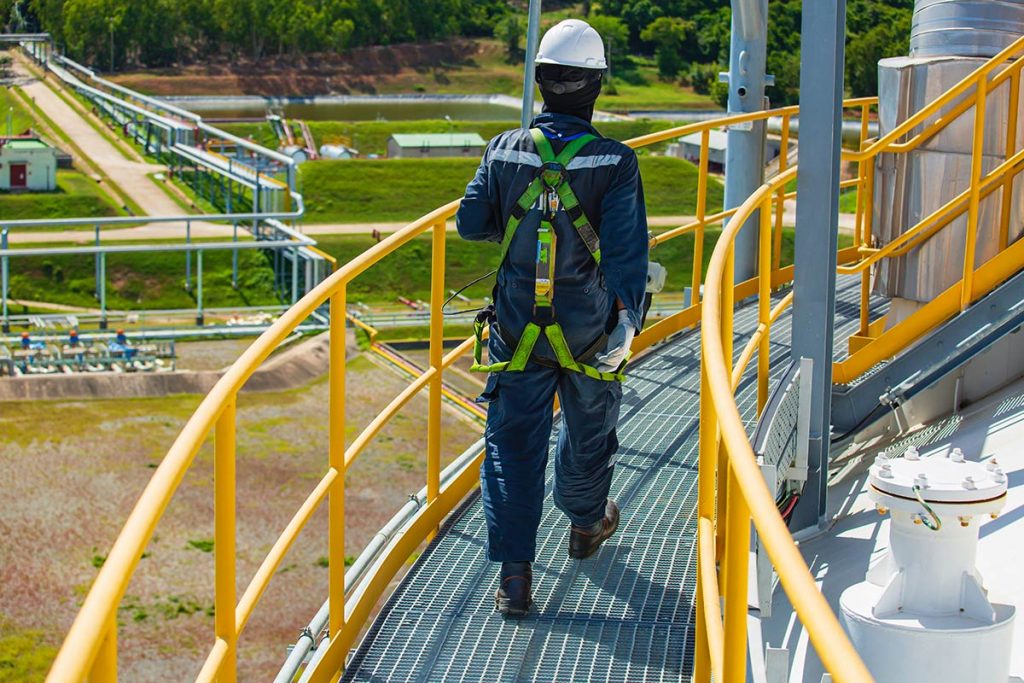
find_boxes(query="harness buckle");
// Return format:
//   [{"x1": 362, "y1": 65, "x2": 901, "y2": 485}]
[
  {"x1": 531, "y1": 305, "x2": 555, "y2": 326},
  {"x1": 539, "y1": 162, "x2": 567, "y2": 191}
]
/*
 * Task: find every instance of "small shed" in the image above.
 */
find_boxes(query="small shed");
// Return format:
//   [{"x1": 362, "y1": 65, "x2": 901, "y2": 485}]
[
  {"x1": 0, "y1": 137, "x2": 57, "y2": 191},
  {"x1": 672, "y1": 130, "x2": 783, "y2": 173},
  {"x1": 387, "y1": 133, "x2": 486, "y2": 159}
]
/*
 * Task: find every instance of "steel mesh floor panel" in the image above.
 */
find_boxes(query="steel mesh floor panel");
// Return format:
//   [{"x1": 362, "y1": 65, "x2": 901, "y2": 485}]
[{"x1": 341, "y1": 277, "x2": 874, "y2": 683}]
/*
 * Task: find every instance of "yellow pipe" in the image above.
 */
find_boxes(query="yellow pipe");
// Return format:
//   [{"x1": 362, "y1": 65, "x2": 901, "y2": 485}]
[
  {"x1": 722, "y1": 464, "x2": 750, "y2": 683},
  {"x1": 693, "y1": 129, "x2": 710, "y2": 296},
  {"x1": 962, "y1": 78, "x2": 988, "y2": 311},
  {"x1": 772, "y1": 115, "x2": 790, "y2": 273},
  {"x1": 834, "y1": 234, "x2": 1024, "y2": 383},
  {"x1": 702, "y1": 180, "x2": 874, "y2": 683},
  {"x1": 194, "y1": 638, "x2": 229, "y2": 683},
  {"x1": 328, "y1": 290, "x2": 347, "y2": 659},
  {"x1": 757, "y1": 197, "x2": 771, "y2": 414},
  {"x1": 89, "y1": 615, "x2": 117, "y2": 682},
  {"x1": 1000, "y1": 67, "x2": 1021, "y2": 251},
  {"x1": 214, "y1": 400, "x2": 237, "y2": 683},
  {"x1": 715, "y1": 240, "x2": 734, "y2": 565},
  {"x1": 305, "y1": 449, "x2": 488, "y2": 682},
  {"x1": 426, "y1": 221, "x2": 447, "y2": 519},
  {"x1": 235, "y1": 469, "x2": 338, "y2": 634},
  {"x1": 697, "y1": 517, "x2": 725, "y2": 683}
]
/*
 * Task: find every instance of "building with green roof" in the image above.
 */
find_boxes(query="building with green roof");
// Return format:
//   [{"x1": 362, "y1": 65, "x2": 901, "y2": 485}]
[
  {"x1": 386, "y1": 133, "x2": 486, "y2": 159},
  {"x1": 0, "y1": 136, "x2": 57, "y2": 191}
]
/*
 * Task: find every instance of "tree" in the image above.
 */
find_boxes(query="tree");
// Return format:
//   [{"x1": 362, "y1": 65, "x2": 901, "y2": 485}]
[
  {"x1": 846, "y1": 14, "x2": 911, "y2": 97},
  {"x1": 640, "y1": 15, "x2": 692, "y2": 79},
  {"x1": 494, "y1": 14, "x2": 524, "y2": 64},
  {"x1": 587, "y1": 14, "x2": 628, "y2": 74}
]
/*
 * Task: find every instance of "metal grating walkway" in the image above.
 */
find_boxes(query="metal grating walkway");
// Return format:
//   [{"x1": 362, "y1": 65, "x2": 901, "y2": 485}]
[{"x1": 341, "y1": 277, "x2": 883, "y2": 683}]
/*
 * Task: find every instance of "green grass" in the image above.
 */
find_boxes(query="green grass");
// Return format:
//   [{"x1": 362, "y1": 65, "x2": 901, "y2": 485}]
[
  {"x1": 600, "y1": 67, "x2": 723, "y2": 112},
  {"x1": 7, "y1": 246, "x2": 279, "y2": 310},
  {"x1": 0, "y1": 170, "x2": 125, "y2": 222},
  {"x1": 0, "y1": 620, "x2": 57, "y2": 682},
  {"x1": 299, "y1": 155, "x2": 722, "y2": 224},
  {"x1": 222, "y1": 119, "x2": 682, "y2": 159},
  {"x1": 0, "y1": 87, "x2": 35, "y2": 135}
]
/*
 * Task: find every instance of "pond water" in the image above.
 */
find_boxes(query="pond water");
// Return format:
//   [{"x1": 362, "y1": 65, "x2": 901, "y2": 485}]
[{"x1": 167, "y1": 96, "x2": 522, "y2": 122}]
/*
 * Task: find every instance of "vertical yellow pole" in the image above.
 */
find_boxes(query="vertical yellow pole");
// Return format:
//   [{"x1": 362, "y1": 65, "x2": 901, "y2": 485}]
[
  {"x1": 215, "y1": 399, "x2": 237, "y2": 683},
  {"x1": 427, "y1": 221, "x2": 446, "y2": 518},
  {"x1": 695, "y1": 357, "x2": 719, "y2": 683},
  {"x1": 859, "y1": 160, "x2": 876, "y2": 336},
  {"x1": 857, "y1": 103, "x2": 872, "y2": 337},
  {"x1": 328, "y1": 289, "x2": 346, "y2": 671},
  {"x1": 90, "y1": 613, "x2": 118, "y2": 682},
  {"x1": 999, "y1": 67, "x2": 1020, "y2": 251},
  {"x1": 772, "y1": 116, "x2": 790, "y2": 274},
  {"x1": 962, "y1": 78, "x2": 988, "y2": 311},
  {"x1": 721, "y1": 465, "x2": 750, "y2": 683},
  {"x1": 757, "y1": 199, "x2": 771, "y2": 415},
  {"x1": 715, "y1": 243, "x2": 734, "y2": 564},
  {"x1": 692, "y1": 130, "x2": 710, "y2": 300}
]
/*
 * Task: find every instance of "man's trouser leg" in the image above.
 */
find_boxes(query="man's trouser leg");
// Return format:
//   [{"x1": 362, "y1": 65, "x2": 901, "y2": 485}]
[
  {"x1": 552, "y1": 370, "x2": 623, "y2": 527},
  {"x1": 480, "y1": 364, "x2": 559, "y2": 562}
]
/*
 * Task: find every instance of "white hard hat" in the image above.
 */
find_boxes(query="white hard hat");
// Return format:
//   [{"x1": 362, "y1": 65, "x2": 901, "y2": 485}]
[{"x1": 535, "y1": 19, "x2": 607, "y2": 70}]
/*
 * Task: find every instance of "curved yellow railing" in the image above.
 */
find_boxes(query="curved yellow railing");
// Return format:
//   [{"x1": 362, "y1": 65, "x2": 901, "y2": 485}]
[
  {"x1": 52, "y1": 101, "x2": 862, "y2": 681},
  {"x1": 52, "y1": 39, "x2": 1024, "y2": 678},
  {"x1": 694, "y1": 35, "x2": 1024, "y2": 683}
]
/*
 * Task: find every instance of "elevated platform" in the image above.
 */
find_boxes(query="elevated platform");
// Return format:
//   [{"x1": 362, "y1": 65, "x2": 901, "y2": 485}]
[{"x1": 340, "y1": 276, "x2": 886, "y2": 682}]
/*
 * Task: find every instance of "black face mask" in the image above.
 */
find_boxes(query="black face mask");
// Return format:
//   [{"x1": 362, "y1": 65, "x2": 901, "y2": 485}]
[{"x1": 536, "y1": 65, "x2": 604, "y2": 123}]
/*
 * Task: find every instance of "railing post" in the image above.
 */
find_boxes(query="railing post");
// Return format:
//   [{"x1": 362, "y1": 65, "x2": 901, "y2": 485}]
[
  {"x1": 185, "y1": 220, "x2": 192, "y2": 292},
  {"x1": 328, "y1": 288, "x2": 347, "y2": 668},
  {"x1": 1, "y1": 228, "x2": 9, "y2": 333},
  {"x1": 426, "y1": 220, "x2": 446, "y2": 519},
  {"x1": 998, "y1": 66, "x2": 1020, "y2": 252},
  {"x1": 695, "y1": 360, "x2": 718, "y2": 683},
  {"x1": 215, "y1": 399, "x2": 237, "y2": 683},
  {"x1": 722, "y1": 464, "x2": 750, "y2": 683},
  {"x1": 857, "y1": 103, "x2": 872, "y2": 337},
  {"x1": 89, "y1": 611, "x2": 118, "y2": 681},
  {"x1": 962, "y1": 76, "x2": 988, "y2": 311},
  {"x1": 196, "y1": 250, "x2": 204, "y2": 327},
  {"x1": 772, "y1": 116, "x2": 790, "y2": 274},
  {"x1": 715, "y1": 243, "x2": 734, "y2": 563},
  {"x1": 758, "y1": 198, "x2": 771, "y2": 414},
  {"x1": 692, "y1": 130, "x2": 710, "y2": 299}
]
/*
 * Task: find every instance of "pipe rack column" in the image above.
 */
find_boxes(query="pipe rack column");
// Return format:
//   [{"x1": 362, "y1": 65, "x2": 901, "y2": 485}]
[
  {"x1": 196, "y1": 250, "x2": 204, "y2": 326},
  {"x1": 1, "y1": 229, "x2": 8, "y2": 333},
  {"x1": 789, "y1": 0, "x2": 846, "y2": 532},
  {"x1": 724, "y1": 0, "x2": 770, "y2": 282},
  {"x1": 99, "y1": 251, "x2": 107, "y2": 329},
  {"x1": 521, "y1": 0, "x2": 543, "y2": 129}
]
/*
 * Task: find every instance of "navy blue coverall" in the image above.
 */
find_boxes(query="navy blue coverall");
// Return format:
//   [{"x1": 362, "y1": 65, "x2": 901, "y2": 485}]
[{"x1": 456, "y1": 112, "x2": 649, "y2": 562}]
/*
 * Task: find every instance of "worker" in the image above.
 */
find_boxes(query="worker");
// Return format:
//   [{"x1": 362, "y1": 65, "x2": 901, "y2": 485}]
[
  {"x1": 68, "y1": 329, "x2": 80, "y2": 347},
  {"x1": 20, "y1": 331, "x2": 30, "y2": 349},
  {"x1": 456, "y1": 19, "x2": 648, "y2": 617}
]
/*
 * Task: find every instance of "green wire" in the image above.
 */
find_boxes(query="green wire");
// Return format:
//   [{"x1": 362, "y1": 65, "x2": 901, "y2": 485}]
[{"x1": 912, "y1": 484, "x2": 942, "y2": 531}]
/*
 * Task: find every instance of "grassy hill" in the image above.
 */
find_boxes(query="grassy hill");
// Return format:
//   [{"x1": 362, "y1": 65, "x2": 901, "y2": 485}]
[{"x1": 299, "y1": 155, "x2": 723, "y2": 224}]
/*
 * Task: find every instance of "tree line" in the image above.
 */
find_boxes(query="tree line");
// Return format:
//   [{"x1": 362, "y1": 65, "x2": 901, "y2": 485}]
[
  {"x1": 1, "y1": 0, "x2": 509, "y2": 68},
  {"x1": 498, "y1": 0, "x2": 913, "y2": 104},
  {"x1": 2, "y1": 0, "x2": 914, "y2": 101}
]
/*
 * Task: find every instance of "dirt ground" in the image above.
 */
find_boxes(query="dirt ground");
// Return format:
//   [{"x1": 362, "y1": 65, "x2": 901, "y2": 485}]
[
  {"x1": 0, "y1": 354, "x2": 481, "y2": 680},
  {"x1": 110, "y1": 40, "x2": 487, "y2": 97}
]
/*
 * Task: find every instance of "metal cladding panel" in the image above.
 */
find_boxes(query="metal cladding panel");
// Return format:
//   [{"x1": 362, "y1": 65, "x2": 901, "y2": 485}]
[
  {"x1": 911, "y1": 0, "x2": 1024, "y2": 59},
  {"x1": 873, "y1": 56, "x2": 1024, "y2": 301}
]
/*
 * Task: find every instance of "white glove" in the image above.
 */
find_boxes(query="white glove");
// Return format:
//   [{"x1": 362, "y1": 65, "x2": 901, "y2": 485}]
[{"x1": 594, "y1": 309, "x2": 635, "y2": 372}]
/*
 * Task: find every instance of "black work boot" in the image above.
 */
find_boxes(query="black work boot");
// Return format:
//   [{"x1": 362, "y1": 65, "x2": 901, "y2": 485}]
[
  {"x1": 568, "y1": 499, "x2": 620, "y2": 559},
  {"x1": 495, "y1": 561, "x2": 533, "y2": 617}
]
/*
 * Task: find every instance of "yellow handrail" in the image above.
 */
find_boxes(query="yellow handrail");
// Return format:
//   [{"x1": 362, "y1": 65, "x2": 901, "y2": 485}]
[
  {"x1": 698, "y1": 167, "x2": 874, "y2": 683},
  {"x1": 59, "y1": 64, "x2": 1024, "y2": 682}
]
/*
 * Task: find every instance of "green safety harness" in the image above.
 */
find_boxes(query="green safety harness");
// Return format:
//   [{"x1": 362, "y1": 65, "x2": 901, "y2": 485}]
[{"x1": 470, "y1": 128, "x2": 628, "y2": 382}]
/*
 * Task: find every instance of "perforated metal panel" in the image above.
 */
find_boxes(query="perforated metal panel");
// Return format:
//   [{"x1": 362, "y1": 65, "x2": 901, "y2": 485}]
[{"x1": 340, "y1": 277, "x2": 875, "y2": 683}]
